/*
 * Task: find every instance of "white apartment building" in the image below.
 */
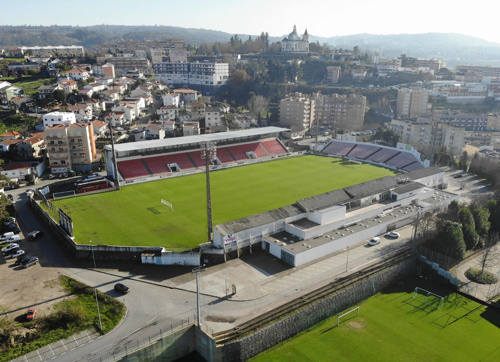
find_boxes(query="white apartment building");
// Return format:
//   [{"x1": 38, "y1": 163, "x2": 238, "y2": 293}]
[
  {"x1": 42, "y1": 112, "x2": 77, "y2": 129},
  {"x1": 162, "y1": 93, "x2": 180, "y2": 107},
  {"x1": 279, "y1": 93, "x2": 315, "y2": 138}
]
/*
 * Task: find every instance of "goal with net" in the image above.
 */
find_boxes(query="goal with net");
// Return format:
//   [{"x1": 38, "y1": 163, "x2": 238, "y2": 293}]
[
  {"x1": 337, "y1": 306, "x2": 360, "y2": 326},
  {"x1": 161, "y1": 199, "x2": 173, "y2": 212},
  {"x1": 412, "y1": 287, "x2": 444, "y2": 309}
]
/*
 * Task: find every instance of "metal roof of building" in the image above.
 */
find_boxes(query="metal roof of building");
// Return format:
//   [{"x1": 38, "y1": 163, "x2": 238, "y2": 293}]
[
  {"x1": 216, "y1": 204, "x2": 304, "y2": 234},
  {"x1": 401, "y1": 166, "x2": 443, "y2": 181},
  {"x1": 105, "y1": 127, "x2": 289, "y2": 153},
  {"x1": 296, "y1": 189, "x2": 351, "y2": 212},
  {"x1": 344, "y1": 176, "x2": 398, "y2": 199}
]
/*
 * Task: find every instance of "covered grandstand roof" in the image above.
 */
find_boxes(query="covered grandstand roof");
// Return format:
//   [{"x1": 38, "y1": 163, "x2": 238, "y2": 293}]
[
  {"x1": 105, "y1": 127, "x2": 290, "y2": 153},
  {"x1": 296, "y1": 189, "x2": 351, "y2": 212}
]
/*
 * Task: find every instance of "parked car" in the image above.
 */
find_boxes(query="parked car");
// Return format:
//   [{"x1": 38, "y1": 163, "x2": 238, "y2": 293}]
[
  {"x1": 5, "y1": 224, "x2": 21, "y2": 234},
  {"x1": 2, "y1": 243, "x2": 19, "y2": 254},
  {"x1": 387, "y1": 232, "x2": 400, "y2": 239},
  {"x1": 27, "y1": 230, "x2": 43, "y2": 240},
  {"x1": 6, "y1": 194, "x2": 14, "y2": 202},
  {"x1": 0, "y1": 232, "x2": 15, "y2": 241},
  {"x1": 114, "y1": 283, "x2": 130, "y2": 294},
  {"x1": 6, "y1": 249, "x2": 24, "y2": 259},
  {"x1": 4, "y1": 217, "x2": 16, "y2": 225},
  {"x1": 368, "y1": 237, "x2": 381, "y2": 246},
  {"x1": 4, "y1": 247, "x2": 20, "y2": 256},
  {"x1": 5, "y1": 235, "x2": 21, "y2": 243},
  {"x1": 26, "y1": 307, "x2": 36, "y2": 321},
  {"x1": 453, "y1": 174, "x2": 463, "y2": 179},
  {"x1": 15, "y1": 255, "x2": 30, "y2": 266},
  {"x1": 21, "y1": 256, "x2": 39, "y2": 268}
]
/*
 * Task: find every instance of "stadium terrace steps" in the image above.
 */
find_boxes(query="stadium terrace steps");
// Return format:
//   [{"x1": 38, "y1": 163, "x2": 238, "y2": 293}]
[
  {"x1": 217, "y1": 147, "x2": 236, "y2": 163},
  {"x1": 260, "y1": 139, "x2": 288, "y2": 155},
  {"x1": 402, "y1": 161, "x2": 424, "y2": 172},
  {"x1": 226, "y1": 142, "x2": 263, "y2": 161},
  {"x1": 186, "y1": 152, "x2": 199, "y2": 167},
  {"x1": 321, "y1": 141, "x2": 357, "y2": 156},
  {"x1": 118, "y1": 159, "x2": 152, "y2": 179},
  {"x1": 143, "y1": 155, "x2": 171, "y2": 174},
  {"x1": 346, "y1": 144, "x2": 382, "y2": 160},
  {"x1": 141, "y1": 159, "x2": 154, "y2": 175},
  {"x1": 366, "y1": 148, "x2": 400, "y2": 163}
]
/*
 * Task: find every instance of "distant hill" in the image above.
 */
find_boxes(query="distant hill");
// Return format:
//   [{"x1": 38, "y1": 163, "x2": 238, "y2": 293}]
[{"x1": 1, "y1": 25, "x2": 500, "y2": 68}]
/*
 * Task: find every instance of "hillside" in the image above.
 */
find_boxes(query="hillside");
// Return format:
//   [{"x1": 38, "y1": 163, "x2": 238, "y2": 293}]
[{"x1": 1, "y1": 25, "x2": 500, "y2": 67}]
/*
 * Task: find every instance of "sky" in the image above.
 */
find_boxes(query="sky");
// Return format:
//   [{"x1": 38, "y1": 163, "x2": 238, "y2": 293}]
[{"x1": 3, "y1": 0, "x2": 500, "y2": 44}]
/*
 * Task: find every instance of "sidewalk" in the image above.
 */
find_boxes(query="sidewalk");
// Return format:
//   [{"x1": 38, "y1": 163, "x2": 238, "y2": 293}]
[{"x1": 12, "y1": 329, "x2": 99, "y2": 362}]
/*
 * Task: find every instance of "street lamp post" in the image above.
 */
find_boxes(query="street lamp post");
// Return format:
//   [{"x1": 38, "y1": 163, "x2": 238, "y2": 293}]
[
  {"x1": 191, "y1": 265, "x2": 206, "y2": 328},
  {"x1": 201, "y1": 142, "x2": 217, "y2": 243},
  {"x1": 89, "y1": 241, "x2": 103, "y2": 332}
]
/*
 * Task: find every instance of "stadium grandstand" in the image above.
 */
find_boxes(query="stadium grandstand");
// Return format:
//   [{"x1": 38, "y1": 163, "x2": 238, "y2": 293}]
[
  {"x1": 104, "y1": 127, "x2": 291, "y2": 184},
  {"x1": 321, "y1": 139, "x2": 429, "y2": 172}
]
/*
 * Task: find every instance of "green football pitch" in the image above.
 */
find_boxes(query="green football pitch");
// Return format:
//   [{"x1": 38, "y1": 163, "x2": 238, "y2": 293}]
[
  {"x1": 53, "y1": 155, "x2": 396, "y2": 249},
  {"x1": 251, "y1": 280, "x2": 500, "y2": 361}
]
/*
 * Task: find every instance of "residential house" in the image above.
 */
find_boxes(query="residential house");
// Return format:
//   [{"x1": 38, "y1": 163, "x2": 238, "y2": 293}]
[
  {"x1": 38, "y1": 84, "x2": 63, "y2": 99},
  {"x1": 92, "y1": 120, "x2": 108, "y2": 137},
  {"x1": 45, "y1": 123, "x2": 98, "y2": 173},
  {"x1": 58, "y1": 79, "x2": 78, "y2": 94},
  {"x1": 0, "y1": 83, "x2": 22, "y2": 104},
  {"x1": 174, "y1": 88, "x2": 199, "y2": 104},
  {"x1": 130, "y1": 87, "x2": 152, "y2": 98},
  {"x1": 0, "y1": 138, "x2": 23, "y2": 152},
  {"x1": 157, "y1": 105, "x2": 178, "y2": 120},
  {"x1": 182, "y1": 121, "x2": 200, "y2": 136},
  {"x1": 186, "y1": 102, "x2": 205, "y2": 115},
  {"x1": 67, "y1": 104, "x2": 92, "y2": 120},
  {"x1": 101, "y1": 89, "x2": 121, "y2": 101},
  {"x1": 109, "y1": 82, "x2": 127, "y2": 95},
  {"x1": 145, "y1": 123, "x2": 165, "y2": 139},
  {"x1": 78, "y1": 88, "x2": 94, "y2": 99},
  {"x1": 0, "y1": 162, "x2": 36, "y2": 181},
  {"x1": 42, "y1": 112, "x2": 77, "y2": 128},
  {"x1": 84, "y1": 82, "x2": 107, "y2": 94},
  {"x1": 67, "y1": 68, "x2": 90, "y2": 81},
  {"x1": 0, "y1": 130, "x2": 21, "y2": 141},
  {"x1": 162, "y1": 93, "x2": 180, "y2": 107},
  {"x1": 110, "y1": 105, "x2": 136, "y2": 123},
  {"x1": 84, "y1": 98, "x2": 106, "y2": 113},
  {"x1": 16, "y1": 132, "x2": 46, "y2": 158},
  {"x1": 104, "y1": 112, "x2": 126, "y2": 127},
  {"x1": 205, "y1": 106, "x2": 227, "y2": 132},
  {"x1": 232, "y1": 113, "x2": 256, "y2": 129},
  {"x1": 93, "y1": 63, "x2": 115, "y2": 78}
]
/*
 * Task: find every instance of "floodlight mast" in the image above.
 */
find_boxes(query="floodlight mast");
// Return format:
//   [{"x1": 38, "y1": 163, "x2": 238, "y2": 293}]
[
  {"x1": 108, "y1": 113, "x2": 120, "y2": 190},
  {"x1": 201, "y1": 142, "x2": 217, "y2": 243}
]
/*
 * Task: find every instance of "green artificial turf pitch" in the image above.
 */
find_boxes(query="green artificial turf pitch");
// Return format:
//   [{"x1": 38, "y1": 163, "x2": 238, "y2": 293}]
[
  {"x1": 251, "y1": 281, "x2": 500, "y2": 362},
  {"x1": 54, "y1": 155, "x2": 396, "y2": 249}
]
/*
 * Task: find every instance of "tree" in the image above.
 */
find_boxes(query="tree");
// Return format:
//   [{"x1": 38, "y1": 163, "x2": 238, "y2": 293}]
[
  {"x1": 267, "y1": 60, "x2": 285, "y2": 83},
  {"x1": 247, "y1": 94, "x2": 269, "y2": 118},
  {"x1": 471, "y1": 205, "x2": 491, "y2": 239},
  {"x1": 488, "y1": 199, "x2": 500, "y2": 232},
  {"x1": 459, "y1": 151, "x2": 469, "y2": 171},
  {"x1": 459, "y1": 208, "x2": 479, "y2": 250},
  {"x1": 417, "y1": 212, "x2": 437, "y2": 238},
  {"x1": 53, "y1": 89, "x2": 66, "y2": 103},
  {"x1": 478, "y1": 233, "x2": 499, "y2": 275},
  {"x1": 436, "y1": 220, "x2": 466, "y2": 260}
]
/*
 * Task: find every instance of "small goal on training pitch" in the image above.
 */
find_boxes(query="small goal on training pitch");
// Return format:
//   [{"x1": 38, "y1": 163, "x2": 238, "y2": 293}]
[
  {"x1": 412, "y1": 287, "x2": 444, "y2": 309},
  {"x1": 337, "y1": 306, "x2": 360, "y2": 326},
  {"x1": 161, "y1": 199, "x2": 173, "y2": 212}
]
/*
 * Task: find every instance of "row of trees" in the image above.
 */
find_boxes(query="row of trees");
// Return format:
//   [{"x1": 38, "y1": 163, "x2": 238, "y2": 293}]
[{"x1": 432, "y1": 200, "x2": 495, "y2": 260}]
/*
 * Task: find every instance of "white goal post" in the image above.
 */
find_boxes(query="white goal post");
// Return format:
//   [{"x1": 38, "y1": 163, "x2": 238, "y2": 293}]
[
  {"x1": 412, "y1": 287, "x2": 444, "y2": 309},
  {"x1": 161, "y1": 199, "x2": 173, "y2": 212},
  {"x1": 338, "y1": 306, "x2": 360, "y2": 326}
]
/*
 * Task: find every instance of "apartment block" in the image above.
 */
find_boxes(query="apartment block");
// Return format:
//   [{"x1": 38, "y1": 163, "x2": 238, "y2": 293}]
[
  {"x1": 397, "y1": 88, "x2": 430, "y2": 118},
  {"x1": 45, "y1": 123, "x2": 97, "y2": 174},
  {"x1": 313, "y1": 93, "x2": 366, "y2": 132},
  {"x1": 279, "y1": 93, "x2": 315, "y2": 137}
]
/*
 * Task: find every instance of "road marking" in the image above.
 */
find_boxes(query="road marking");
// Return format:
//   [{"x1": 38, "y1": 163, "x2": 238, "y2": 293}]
[
  {"x1": 36, "y1": 350, "x2": 42, "y2": 361},
  {"x1": 60, "y1": 340, "x2": 67, "y2": 350},
  {"x1": 48, "y1": 344, "x2": 55, "y2": 356},
  {"x1": 73, "y1": 335, "x2": 79, "y2": 345}
]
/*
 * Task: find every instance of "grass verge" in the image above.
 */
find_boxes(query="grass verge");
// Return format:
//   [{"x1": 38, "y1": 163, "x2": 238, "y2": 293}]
[{"x1": 0, "y1": 275, "x2": 125, "y2": 362}]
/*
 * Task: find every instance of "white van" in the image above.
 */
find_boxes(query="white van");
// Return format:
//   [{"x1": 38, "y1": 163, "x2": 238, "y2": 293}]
[
  {"x1": 0, "y1": 232, "x2": 15, "y2": 241},
  {"x1": 5, "y1": 235, "x2": 21, "y2": 243}
]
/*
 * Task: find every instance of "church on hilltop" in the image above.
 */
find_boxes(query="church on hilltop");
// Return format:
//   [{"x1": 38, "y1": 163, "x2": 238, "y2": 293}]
[{"x1": 281, "y1": 25, "x2": 309, "y2": 53}]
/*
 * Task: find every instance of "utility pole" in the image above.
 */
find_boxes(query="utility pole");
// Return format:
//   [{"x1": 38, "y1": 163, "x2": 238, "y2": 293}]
[
  {"x1": 192, "y1": 265, "x2": 206, "y2": 328},
  {"x1": 89, "y1": 241, "x2": 103, "y2": 332},
  {"x1": 201, "y1": 142, "x2": 216, "y2": 243}
]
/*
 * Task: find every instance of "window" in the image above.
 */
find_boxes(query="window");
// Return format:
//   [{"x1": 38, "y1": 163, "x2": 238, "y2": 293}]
[{"x1": 61, "y1": 160, "x2": 65, "y2": 164}]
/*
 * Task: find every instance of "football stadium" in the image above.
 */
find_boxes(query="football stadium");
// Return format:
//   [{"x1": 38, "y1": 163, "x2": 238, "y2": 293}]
[{"x1": 46, "y1": 127, "x2": 455, "y2": 266}]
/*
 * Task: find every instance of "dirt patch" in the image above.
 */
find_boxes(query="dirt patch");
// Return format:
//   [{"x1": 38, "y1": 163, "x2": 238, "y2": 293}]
[
  {"x1": 205, "y1": 315, "x2": 236, "y2": 323},
  {"x1": 0, "y1": 240, "x2": 68, "y2": 323},
  {"x1": 348, "y1": 321, "x2": 365, "y2": 329}
]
